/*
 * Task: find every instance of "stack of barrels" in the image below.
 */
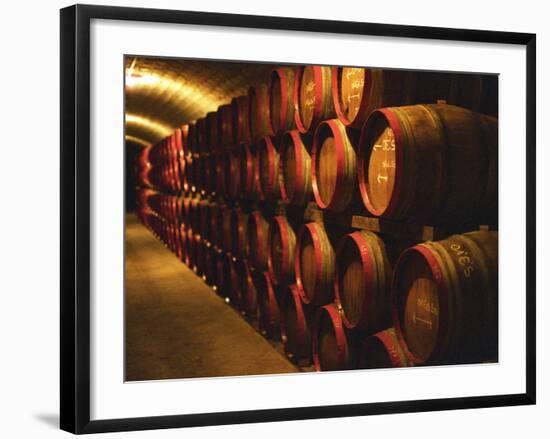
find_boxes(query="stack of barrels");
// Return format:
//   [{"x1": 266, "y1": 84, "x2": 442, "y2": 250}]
[{"x1": 135, "y1": 64, "x2": 498, "y2": 371}]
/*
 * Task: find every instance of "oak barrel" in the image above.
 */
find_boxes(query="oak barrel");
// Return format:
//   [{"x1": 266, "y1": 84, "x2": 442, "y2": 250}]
[
  {"x1": 312, "y1": 119, "x2": 358, "y2": 212},
  {"x1": 358, "y1": 104, "x2": 498, "y2": 223},
  {"x1": 312, "y1": 303, "x2": 352, "y2": 371},
  {"x1": 205, "y1": 111, "x2": 219, "y2": 153},
  {"x1": 217, "y1": 104, "x2": 234, "y2": 150},
  {"x1": 269, "y1": 67, "x2": 296, "y2": 136},
  {"x1": 223, "y1": 149, "x2": 241, "y2": 201},
  {"x1": 392, "y1": 231, "x2": 498, "y2": 365},
  {"x1": 280, "y1": 284, "x2": 312, "y2": 364},
  {"x1": 255, "y1": 271, "x2": 281, "y2": 339},
  {"x1": 248, "y1": 84, "x2": 274, "y2": 143},
  {"x1": 279, "y1": 130, "x2": 312, "y2": 206},
  {"x1": 230, "y1": 208, "x2": 249, "y2": 258},
  {"x1": 257, "y1": 136, "x2": 281, "y2": 201},
  {"x1": 359, "y1": 328, "x2": 413, "y2": 368},
  {"x1": 231, "y1": 95, "x2": 251, "y2": 145},
  {"x1": 196, "y1": 117, "x2": 208, "y2": 154},
  {"x1": 295, "y1": 222, "x2": 335, "y2": 306},
  {"x1": 294, "y1": 65, "x2": 336, "y2": 134},
  {"x1": 334, "y1": 231, "x2": 392, "y2": 330},
  {"x1": 247, "y1": 210, "x2": 270, "y2": 270},
  {"x1": 238, "y1": 142, "x2": 259, "y2": 199},
  {"x1": 268, "y1": 215, "x2": 297, "y2": 285}
]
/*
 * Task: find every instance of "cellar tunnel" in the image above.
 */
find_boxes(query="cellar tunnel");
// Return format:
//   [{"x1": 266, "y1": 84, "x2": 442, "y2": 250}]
[{"x1": 125, "y1": 55, "x2": 499, "y2": 381}]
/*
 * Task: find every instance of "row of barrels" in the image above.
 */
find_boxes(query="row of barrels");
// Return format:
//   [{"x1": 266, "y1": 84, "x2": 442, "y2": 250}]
[
  {"x1": 137, "y1": 190, "x2": 498, "y2": 367},
  {"x1": 138, "y1": 102, "x2": 497, "y2": 225},
  {"x1": 185, "y1": 66, "x2": 497, "y2": 156}
]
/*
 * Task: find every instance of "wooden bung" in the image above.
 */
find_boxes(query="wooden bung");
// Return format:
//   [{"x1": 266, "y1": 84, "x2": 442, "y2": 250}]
[
  {"x1": 358, "y1": 103, "x2": 497, "y2": 223},
  {"x1": 334, "y1": 230, "x2": 392, "y2": 331},
  {"x1": 392, "y1": 230, "x2": 498, "y2": 366}
]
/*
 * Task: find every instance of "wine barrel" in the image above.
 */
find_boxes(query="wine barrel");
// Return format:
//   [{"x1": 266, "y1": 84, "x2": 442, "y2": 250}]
[
  {"x1": 231, "y1": 95, "x2": 251, "y2": 145},
  {"x1": 295, "y1": 222, "x2": 335, "y2": 306},
  {"x1": 202, "y1": 153, "x2": 217, "y2": 197},
  {"x1": 217, "y1": 104, "x2": 234, "y2": 150},
  {"x1": 280, "y1": 284, "x2": 312, "y2": 364},
  {"x1": 214, "y1": 152, "x2": 226, "y2": 198},
  {"x1": 178, "y1": 223, "x2": 187, "y2": 262},
  {"x1": 358, "y1": 104, "x2": 497, "y2": 223},
  {"x1": 269, "y1": 67, "x2": 296, "y2": 136},
  {"x1": 198, "y1": 199, "x2": 211, "y2": 242},
  {"x1": 257, "y1": 136, "x2": 281, "y2": 201},
  {"x1": 231, "y1": 208, "x2": 249, "y2": 258},
  {"x1": 312, "y1": 119, "x2": 358, "y2": 212},
  {"x1": 255, "y1": 271, "x2": 280, "y2": 339},
  {"x1": 279, "y1": 130, "x2": 312, "y2": 206},
  {"x1": 268, "y1": 215, "x2": 296, "y2": 285},
  {"x1": 208, "y1": 202, "x2": 221, "y2": 248},
  {"x1": 196, "y1": 117, "x2": 208, "y2": 154},
  {"x1": 223, "y1": 149, "x2": 241, "y2": 201},
  {"x1": 294, "y1": 65, "x2": 336, "y2": 134},
  {"x1": 312, "y1": 303, "x2": 352, "y2": 371},
  {"x1": 248, "y1": 84, "x2": 274, "y2": 143},
  {"x1": 202, "y1": 244, "x2": 218, "y2": 286},
  {"x1": 187, "y1": 122, "x2": 198, "y2": 155},
  {"x1": 216, "y1": 252, "x2": 241, "y2": 305},
  {"x1": 189, "y1": 197, "x2": 200, "y2": 233},
  {"x1": 247, "y1": 210, "x2": 270, "y2": 270},
  {"x1": 238, "y1": 142, "x2": 259, "y2": 199},
  {"x1": 206, "y1": 111, "x2": 219, "y2": 154},
  {"x1": 239, "y1": 259, "x2": 258, "y2": 316},
  {"x1": 392, "y1": 231, "x2": 498, "y2": 365},
  {"x1": 334, "y1": 231, "x2": 392, "y2": 330},
  {"x1": 332, "y1": 68, "x2": 448, "y2": 129},
  {"x1": 359, "y1": 328, "x2": 413, "y2": 368},
  {"x1": 221, "y1": 206, "x2": 233, "y2": 253}
]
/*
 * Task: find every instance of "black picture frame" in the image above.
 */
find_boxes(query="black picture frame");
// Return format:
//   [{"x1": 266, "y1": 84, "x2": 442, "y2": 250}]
[{"x1": 60, "y1": 4, "x2": 536, "y2": 434}]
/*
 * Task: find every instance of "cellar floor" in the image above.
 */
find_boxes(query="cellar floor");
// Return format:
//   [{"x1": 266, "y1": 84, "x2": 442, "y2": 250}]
[{"x1": 125, "y1": 213, "x2": 298, "y2": 381}]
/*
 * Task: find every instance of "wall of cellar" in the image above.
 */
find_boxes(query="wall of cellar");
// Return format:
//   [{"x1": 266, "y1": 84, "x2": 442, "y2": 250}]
[{"x1": 131, "y1": 61, "x2": 498, "y2": 374}]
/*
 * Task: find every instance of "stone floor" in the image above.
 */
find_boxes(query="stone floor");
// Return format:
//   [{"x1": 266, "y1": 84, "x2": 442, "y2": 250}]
[{"x1": 125, "y1": 214, "x2": 298, "y2": 381}]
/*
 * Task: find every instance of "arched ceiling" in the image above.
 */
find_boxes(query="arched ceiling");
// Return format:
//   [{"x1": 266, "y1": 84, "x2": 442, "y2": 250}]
[{"x1": 124, "y1": 56, "x2": 274, "y2": 147}]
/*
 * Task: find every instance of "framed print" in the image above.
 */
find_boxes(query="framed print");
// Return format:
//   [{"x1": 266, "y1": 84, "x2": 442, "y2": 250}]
[{"x1": 60, "y1": 4, "x2": 536, "y2": 434}]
